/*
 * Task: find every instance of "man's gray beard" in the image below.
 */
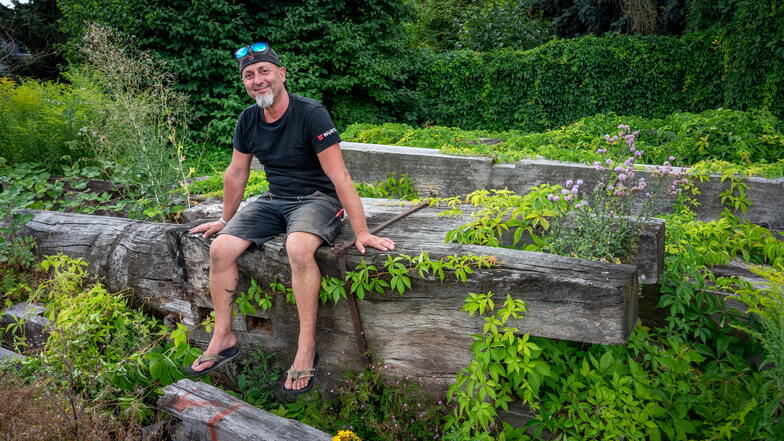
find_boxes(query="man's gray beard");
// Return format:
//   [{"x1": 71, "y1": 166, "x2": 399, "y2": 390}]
[{"x1": 255, "y1": 91, "x2": 274, "y2": 109}]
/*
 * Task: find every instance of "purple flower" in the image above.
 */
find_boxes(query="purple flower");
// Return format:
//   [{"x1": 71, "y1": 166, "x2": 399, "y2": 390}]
[
  {"x1": 572, "y1": 186, "x2": 579, "y2": 194},
  {"x1": 576, "y1": 179, "x2": 584, "y2": 185},
  {"x1": 552, "y1": 195, "x2": 560, "y2": 202},
  {"x1": 629, "y1": 147, "x2": 636, "y2": 153},
  {"x1": 561, "y1": 189, "x2": 570, "y2": 195},
  {"x1": 565, "y1": 179, "x2": 573, "y2": 187},
  {"x1": 634, "y1": 150, "x2": 643, "y2": 157},
  {"x1": 605, "y1": 159, "x2": 613, "y2": 165},
  {"x1": 565, "y1": 194, "x2": 573, "y2": 201},
  {"x1": 668, "y1": 156, "x2": 675, "y2": 161},
  {"x1": 618, "y1": 124, "x2": 630, "y2": 131},
  {"x1": 639, "y1": 274, "x2": 647, "y2": 281},
  {"x1": 576, "y1": 201, "x2": 588, "y2": 208},
  {"x1": 618, "y1": 174, "x2": 627, "y2": 181}
]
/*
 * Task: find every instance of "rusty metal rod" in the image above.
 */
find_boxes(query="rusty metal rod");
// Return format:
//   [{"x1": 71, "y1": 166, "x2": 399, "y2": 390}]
[{"x1": 332, "y1": 199, "x2": 431, "y2": 360}]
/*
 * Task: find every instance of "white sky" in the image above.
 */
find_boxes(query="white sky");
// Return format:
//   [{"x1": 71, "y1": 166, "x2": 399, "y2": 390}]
[{"x1": 1, "y1": 0, "x2": 30, "y2": 7}]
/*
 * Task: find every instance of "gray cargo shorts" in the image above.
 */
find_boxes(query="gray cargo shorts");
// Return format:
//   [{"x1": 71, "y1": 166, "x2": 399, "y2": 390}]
[{"x1": 219, "y1": 191, "x2": 344, "y2": 247}]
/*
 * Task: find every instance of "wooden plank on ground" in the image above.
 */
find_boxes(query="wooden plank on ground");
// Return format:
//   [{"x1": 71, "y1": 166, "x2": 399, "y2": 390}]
[{"x1": 158, "y1": 379, "x2": 331, "y2": 441}]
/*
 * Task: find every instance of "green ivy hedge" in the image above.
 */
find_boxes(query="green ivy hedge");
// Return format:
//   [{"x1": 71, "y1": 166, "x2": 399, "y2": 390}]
[{"x1": 413, "y1": 34, "x2": 725, "y2": 132}]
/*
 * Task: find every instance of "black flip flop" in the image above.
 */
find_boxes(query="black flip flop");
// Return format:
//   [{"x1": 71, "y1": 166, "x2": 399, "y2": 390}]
[
  {"x1": 183, "y1": 345, "x2": 240, "y2": 376},
  {"x1": 281, "y1": 352, "x2": 320, "y2": 395}
]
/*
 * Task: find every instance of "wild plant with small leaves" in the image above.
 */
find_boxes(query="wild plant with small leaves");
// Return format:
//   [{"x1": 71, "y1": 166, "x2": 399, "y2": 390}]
[{"x1": 543, "y1": 125, "x2": 688, "y2": 262}]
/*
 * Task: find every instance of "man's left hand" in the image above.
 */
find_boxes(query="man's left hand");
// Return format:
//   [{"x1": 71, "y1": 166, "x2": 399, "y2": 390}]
[{"x1": 354, "y1": 231, "x2": 395, "y2": 254}]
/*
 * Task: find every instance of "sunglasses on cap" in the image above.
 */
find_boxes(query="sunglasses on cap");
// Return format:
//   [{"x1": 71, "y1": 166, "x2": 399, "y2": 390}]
[{"x1": 234, "y1": 42, "x2": 269, "y2": 59}]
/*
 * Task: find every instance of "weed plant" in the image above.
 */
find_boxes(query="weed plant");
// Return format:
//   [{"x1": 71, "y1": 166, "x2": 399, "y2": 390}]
[
  {"x1": 0, "y1": 371, "x2": 146, "y2": 441},
  {"x1": 731, "y1": 266, "x2": 784, "y2": 435},
  {"x1": 441, "y1": 125, "x2": 686, "y2": 264},
  {"x1": 542, "y1": 125, "x2": 686, "y2": 262},
  {"x1": 271, "y1": 361, "x2": 447, "y2": 441},
  {"x1": 10, "y1": 254, "x2": 199, "y2": 423},
  {"x1": 0, "y1": 161, "x2": 135, "y2": 217},
  {"x1": 66, "y1": 23, "x2": 193, "y2": 220},
  {"x1": 354, "y1": 173, "x2": 419, "y2": 200},
  {"x1": 235, "y1": 343, "x2": 283, "y2": 408},
  {"x1": 0, "y1": 77, "x2": 99, "y2": 168},
  {"x1": 187, "y1": 169, "x2": 269, "y2": 200},
  {"x1": 0, "y1": 175, "x2": 37, "y2": 294}
]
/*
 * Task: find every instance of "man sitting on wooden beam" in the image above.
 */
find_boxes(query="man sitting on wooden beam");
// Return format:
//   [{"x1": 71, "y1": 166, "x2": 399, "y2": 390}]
[{"x1": 184, "y1": 42, "x2": 395, "y2": 394}]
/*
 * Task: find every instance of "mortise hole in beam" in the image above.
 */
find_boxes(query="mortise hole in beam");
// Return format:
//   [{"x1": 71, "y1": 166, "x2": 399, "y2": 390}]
[
  {"x1": 195, "y1": 306, "x2": 212, "y2": 326},
  {"x1": 247, "y1": 316, "x2": 272, "y2": 336}
]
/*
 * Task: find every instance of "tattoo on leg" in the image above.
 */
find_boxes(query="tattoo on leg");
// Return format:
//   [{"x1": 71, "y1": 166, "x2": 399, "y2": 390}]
[{"x1": 227, "y1": 278, "x2": 240, "y2": 304}]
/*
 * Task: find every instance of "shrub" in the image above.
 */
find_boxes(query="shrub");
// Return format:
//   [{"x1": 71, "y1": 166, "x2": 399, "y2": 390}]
[
  {"x1": 687, "y1": 0, "x2": 784, "y2": 118},
  {"x1": 413, "y1": 34, "x2": 723, "y2": 132},
  {"x1": 0, "y1": 77, "x2": 99, "y2": 168},
  {"x1": 13, "y1": 254, "x2": 199, "y2": 423},
  {"x1": 57, "y1": 0, "x2": 415, "y2": 144}
]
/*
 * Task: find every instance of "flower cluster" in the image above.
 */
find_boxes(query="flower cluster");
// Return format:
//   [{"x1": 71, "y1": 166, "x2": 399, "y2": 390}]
[
  {"x1": 541, "y1": 124, "x2": 689, "y2": 263},
  {"x1": 547, "y1": 178, "x2": 584, "y2": 202},
  {"x1": 333, "y1": 430, "x2": 361, "y2": 441}
]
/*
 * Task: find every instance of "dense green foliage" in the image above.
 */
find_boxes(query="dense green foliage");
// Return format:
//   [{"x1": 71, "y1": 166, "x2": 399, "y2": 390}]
[
  {"x1": 0, "y1": 0, "x2": 66, "y2": 80},
  {"x1": 687, "y1": 0, "x2": 784, "y2": 118},
  {"x1": 0, "y1": 77, "x2": 99, "y2": 166},
  {"x1": 1, "y1": 24, "x2": 193, "y2": 220},
  {"x1": 412, "y1": 34, "x2": 723, "y2": 131},
  {"x1": 57, "y1": 0, "x2": 415, "y2": 144},
  {"x1": 406, "y1": 0, "x2": 689, "y2": 52},
  {"x1": 442, "y1": 185, "x2": 784, "y2": 439},
  {"x1": 5, "y1": 255, "x2": 200, "y2": 423},
  {"x1": 344, "y1": 108, "x2": 784, "y2": 176},
  {"x1": 46, "y1": 0, "x2": 783, "y2": 142}
]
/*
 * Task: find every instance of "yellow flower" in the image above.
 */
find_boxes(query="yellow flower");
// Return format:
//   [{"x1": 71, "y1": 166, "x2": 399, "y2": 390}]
[{"x1": 332, "y1": 430, "x2": 361, "y2": 441}]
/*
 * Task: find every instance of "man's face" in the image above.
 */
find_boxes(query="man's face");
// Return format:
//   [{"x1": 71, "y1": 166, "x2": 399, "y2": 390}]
[{"x1": 241, "y1": 62, "x2": 286, "y2": 106}]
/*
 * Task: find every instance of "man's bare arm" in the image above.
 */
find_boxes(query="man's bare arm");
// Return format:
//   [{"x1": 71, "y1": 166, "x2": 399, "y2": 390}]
[
  {"x1": 189, "y1": 149, "x2": 254, "y2": 238},
  {"x1": 317, "y1": 143, "x2": 395, "y2": 254}
]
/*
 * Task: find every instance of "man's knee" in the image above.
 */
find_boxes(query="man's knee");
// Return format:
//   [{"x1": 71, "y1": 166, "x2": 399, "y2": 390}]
[
  {"x1": 210, "y1": 234, "x2": 250, "y2": 267},
  {"x1": 285, "y1": 232, "x2": 322, "y2": 268}
]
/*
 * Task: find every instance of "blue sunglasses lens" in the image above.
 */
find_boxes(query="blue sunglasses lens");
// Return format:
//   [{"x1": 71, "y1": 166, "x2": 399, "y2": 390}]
[
  {"x1": 235, "y1": 47, "x2": 249, "y2": 58},
  {"x1": 250, "y1": 42, "x2": 268, "y2": 53}
]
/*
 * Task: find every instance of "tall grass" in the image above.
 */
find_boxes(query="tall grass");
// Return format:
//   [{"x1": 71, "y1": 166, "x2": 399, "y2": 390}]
[{"x1": 67, "y1": 23, "x2": 192, "y2": 218}]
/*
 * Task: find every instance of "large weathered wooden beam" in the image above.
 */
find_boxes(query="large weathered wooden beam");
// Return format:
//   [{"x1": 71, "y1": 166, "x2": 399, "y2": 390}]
[
  {"x1": 325, "y1": 142, "x2": 784, "y2": 230},
  {"x1": 183, "y1": 198, "x2": 664, "y2": 284},
  {"x1": 0, "y1": 302, "x2": 50, "y2": 350},
  {"x1": 23, "y1": 204, "x2": 641, "y2": 393},
  {"x1": 158, "y1": 379, "x2": 331, "y2": 441}
]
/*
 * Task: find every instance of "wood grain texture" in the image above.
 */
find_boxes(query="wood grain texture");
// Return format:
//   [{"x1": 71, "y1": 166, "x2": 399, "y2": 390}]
[
  {"x1": 159, "y1": 379, "x2": 331, "y2": 441},
  {"x1": 23, "y1": 203, "x2": 642, "y2": 393}
]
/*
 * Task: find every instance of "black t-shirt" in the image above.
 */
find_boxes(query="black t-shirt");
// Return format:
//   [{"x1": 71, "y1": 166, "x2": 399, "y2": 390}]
[{"x1": 233, "y1": 93, "x2": 342, "y2": 197}]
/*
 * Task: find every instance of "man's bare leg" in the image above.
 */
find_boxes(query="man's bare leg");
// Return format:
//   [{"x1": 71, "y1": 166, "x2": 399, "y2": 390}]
[
  {"x1": 284, "y1": 231, "x2": 324, "y2": 391},
  {"x1": 190, "y1": 234, "x2": 252, "y2": 372}
]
